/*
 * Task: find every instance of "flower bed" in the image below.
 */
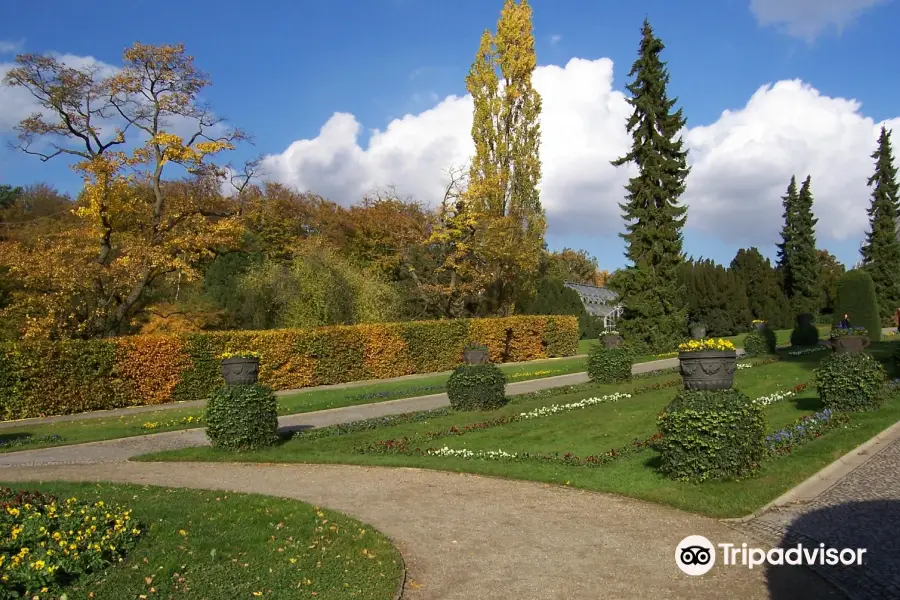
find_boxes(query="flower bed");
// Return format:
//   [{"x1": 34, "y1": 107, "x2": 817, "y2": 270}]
[
  {"x1": 140, "y1": 415, "x2": 204, "y2": 431},
  {"x1": 677, "y1": 338, "x2": 737, "y2": 352},
  {"x1": 736, "y1": 363, "x2": 753, "y2": 370},
  {"x1": 507, "y1": 368, "x2": 564, "y2": 380},
  {"x1": 766, "y1": 409, "x2": 850, "y2": 456},
  {"x1": 788, "y1": 346, "x2": 828, "y2": 356},
  {"x1": 0, "y1": 434, "x2": 65, "y2": 450},
  {"x1": 0, "y1": 489, "x2": 142, "y2": 597}
]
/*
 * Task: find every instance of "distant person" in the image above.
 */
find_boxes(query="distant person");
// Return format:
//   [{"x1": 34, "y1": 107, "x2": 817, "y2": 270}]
[{"x1": 839, "y1": 313, "x2": 851, "y2": 329}]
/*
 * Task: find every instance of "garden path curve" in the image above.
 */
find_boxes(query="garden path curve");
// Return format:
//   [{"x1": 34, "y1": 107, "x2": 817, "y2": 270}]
[{"x1": 0, "y1": 462, "x2": 841, "y2": 600}]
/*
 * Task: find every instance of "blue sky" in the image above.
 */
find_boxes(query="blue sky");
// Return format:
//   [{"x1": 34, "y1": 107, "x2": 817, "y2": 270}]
[{"x1": 1, "y1": 0, "x2": 898, "y2": 271}]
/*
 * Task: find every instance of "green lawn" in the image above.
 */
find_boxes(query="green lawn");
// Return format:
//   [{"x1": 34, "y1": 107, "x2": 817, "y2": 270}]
[
  {"x1": 0, "y1": 481, "x2": 401, "y2": 599},
  {"x1": 139, "y1": 347, "x2": 900, "y2": 518}
]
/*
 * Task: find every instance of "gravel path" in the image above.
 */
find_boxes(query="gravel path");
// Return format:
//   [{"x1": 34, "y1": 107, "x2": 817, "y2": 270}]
[
  {"x1": 0, "y1": 462, "x2": 840, "y2": 600},
  {"x1": 739, "y1": 436, "x2": 900, "y2": 600}
]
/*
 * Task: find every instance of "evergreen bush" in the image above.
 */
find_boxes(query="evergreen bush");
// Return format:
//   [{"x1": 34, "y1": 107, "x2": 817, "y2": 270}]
[
  {"x1": 815, "y1": 352, "x2": 886, "y2": 412},
  {"x1": 587, "y1": 345, "x2": 633, "y2": 384},
  {"x1": 790, "y1": 313, "x2": 820, "y2": 347},
  {"x1": 656, "y1": 389, "x2": 765, "y2": 482},
  {"x1": 446, "y1": 364, "x2": 507, "y2": 411},
  {"x1": 832, "y1": 270, "x2": 882, "y2": 342},
  {"x1": 205, "y1": 384, "x2": 279, "y2": 451},
  {"x1": 743, "y1": 329, "x2": 775, "y2": 356}
]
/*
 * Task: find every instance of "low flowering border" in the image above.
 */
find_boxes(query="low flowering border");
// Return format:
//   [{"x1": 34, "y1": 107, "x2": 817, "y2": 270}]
[
  {"x1": 140, "y1": 415, "x2": 204, "y2": 431},
  {"x1": 766, "y1": 408, "x2": 850, "y2": 456},
  {"x1": 507, "y1": 369, "x2": 565, "y2": 380},
  {"x1": 736, "y1": 363, "x2": 753, "y2": 370},
  {"x1": 343, "y1": 384, "x2": 445, "y2": 403},
  {"x1": 0, "y1": 434, "x2": 65, "y2": 450},
  {"x1": 788, "y1": 346, "x2": 828, "y2": 356}
]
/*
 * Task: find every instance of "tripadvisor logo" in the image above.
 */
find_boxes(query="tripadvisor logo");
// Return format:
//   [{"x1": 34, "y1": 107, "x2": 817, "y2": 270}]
[{"x1": 675, "y1": 535, "x2": 868, "y2": 575}]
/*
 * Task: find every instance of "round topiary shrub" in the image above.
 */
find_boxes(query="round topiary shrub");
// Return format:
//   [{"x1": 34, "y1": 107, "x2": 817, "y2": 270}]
[
  {"x1": 744, "y1": 329, "x2": 775, "y2": 356},
  {"x1": 790, "y1": 313, "x2": 820, "y2": 347},
  {"x1": 814, "y1": 352, "x2": 886, "y2": 412},
  {"x1": 446, "y1": 364, "x2": 507, "y2": 411},
  {"x1": 205, "y1": 384, "x2": 279, "y2": 451},
  {"x1": 832, "y1": 269, "x2": 881, "y2": 342},
  {"x1": 587, "y1": 345, "x2": 632, "y2": 384},
  {"x1": 657, "y1": 389, "x2": 765, "y2": 482}
]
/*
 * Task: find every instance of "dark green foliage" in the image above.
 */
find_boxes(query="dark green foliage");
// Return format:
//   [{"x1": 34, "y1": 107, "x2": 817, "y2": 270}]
[
  {"x1": 609, "y1": 20, "x2": 690, "y2": 355},
  {"x1": 730, "y1": 248, "x2": 792, "y2": 328},
  {"x1": 815, "y1": 352, "x2": 886, "y2": 412},
  {"x1": 446, "y1": 364, "x2": 507, "y2": 411},
  {"x1": 205, "y1": 384, "x2": 279, "y2": 451},
  {"x1": 587, "y1": 346, "x2": 632, "y2": 384},
  {"x1": 860, "y1": 127, "x2": 900, "y2": 324},
  {"x1": 744, "y1": 328, "x2": 775, "y2": 356},
  {"x1": 0, "y1": 184, "x2": 22, "y2": 210},
  {"x1": 893, "y1": 344, "x2": 900, "y2": 377},
  {"x1": 172, "y1": 334, "x2": 225, "y2": 402},
  {"x1": 817, "y1": 250, "x2": 846, "y2": 316},
  {"x1": 832, "y1": 270, "x2": 882, "y2": 342},
  {"x1": 657, "y1": 389, "x2": 766, "y2": 482},
  {"x1": 790, "y1": 313, "x2": 820, "y2": 347},
  {"x1": 777, "y1": 176, "x2": 821, "y2": 315},
  {"x1": 680, "y1": 259, "x2": 752, "y2": 336},
  {"x1": 200, "y1": 252, "x2": 269, "y2": 329}
]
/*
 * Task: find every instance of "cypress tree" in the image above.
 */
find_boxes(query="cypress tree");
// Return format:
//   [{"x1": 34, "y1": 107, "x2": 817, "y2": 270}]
[
  {"x1": 860, "y1": 127, "x2": 900, "y2": 324},
  {"x1": 609, "y1": 19, "x2": 690, "y2": 353},
  {"x1": 790, "y1": 176, "x2": 821, "y2": 314}
]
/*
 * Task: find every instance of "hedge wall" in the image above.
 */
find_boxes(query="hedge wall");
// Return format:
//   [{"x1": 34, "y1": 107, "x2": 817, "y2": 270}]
[{"x1": 0, "y1": 315, "x2": 578, "y2": 420}]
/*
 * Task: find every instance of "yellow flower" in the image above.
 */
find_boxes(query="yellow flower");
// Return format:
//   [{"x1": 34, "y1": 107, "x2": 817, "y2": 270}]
[{"x1": 178, "y1": 529, "x2": 188, "y2": 536}]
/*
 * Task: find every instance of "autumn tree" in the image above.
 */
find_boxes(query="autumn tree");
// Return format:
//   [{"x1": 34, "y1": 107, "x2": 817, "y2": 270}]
[
  {"x1": 430, "y1": 0, "x2": 545, "y2": 316},
  {"x1": 609, "y1": 20, "x2": 690, "y2": 353},
  {"x1": 543, "y1": 248, "x2": 606, "y2": 286},
  {"x1": 0, "y1": 44, "x2": 243, "y2": 338},
  {"x1": 860, "y1": 127, "x2": 900, "y2": 323}
]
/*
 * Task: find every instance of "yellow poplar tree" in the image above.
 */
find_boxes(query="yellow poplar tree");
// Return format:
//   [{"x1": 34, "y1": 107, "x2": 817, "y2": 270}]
[
  {"x1": 1, "y1": 44, "x2": 244, "y2": 338},
  {"x1": 430, "y1": 0, "x2": 545, "y2": 316}
]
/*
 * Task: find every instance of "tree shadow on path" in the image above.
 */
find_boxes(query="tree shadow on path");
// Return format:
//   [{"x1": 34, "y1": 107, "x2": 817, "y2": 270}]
[{"x1": 766, "y1": 500, "x2": 900, "y2": 600}]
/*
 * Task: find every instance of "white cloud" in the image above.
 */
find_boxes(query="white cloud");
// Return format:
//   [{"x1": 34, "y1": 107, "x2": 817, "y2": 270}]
[
  {"x1": 749, "y1": 0, "x2": 890, "y2": 42},
  {"x1": 550, "y1": 34, "x2": 562, "y2": 45},
  {"x1": 260, "y1": 56, "x2": 898, "y2": 249},
  {"x1": 0, "y1": 40, "x2": 24, "y2": 54}
]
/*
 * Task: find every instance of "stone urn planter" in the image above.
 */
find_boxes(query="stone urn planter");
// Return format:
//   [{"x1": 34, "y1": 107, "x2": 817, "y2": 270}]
[
  {"x1": 690, "y1": 324, "x2": 707, "y2": 340},
  {"x1": 601, "y1": 333, "x2": 623, "y2": 349},
  {"x1": 463, "y1": 345, "x2": 490, "y2": 365},
  {"x1": 220, "y1": 356, "x2": 260, "y2": 385},
  {"x1": 678, "y1": 350, "x2": 737, "y2": 391},
  {"x1": 831, "y1": 335, "x2": 871, "y2": 355},
  {"x1": 753, "y1": 321, "x2": 768, "y2": 332}
]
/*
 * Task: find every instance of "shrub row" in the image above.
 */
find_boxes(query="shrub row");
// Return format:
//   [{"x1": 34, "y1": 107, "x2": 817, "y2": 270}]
[
  {"x1": 587, "y1": 346, "x2": 633, "y2": 384},
  {"x1": 0, "y1": 315, "x2": 578, "y2": 420}
]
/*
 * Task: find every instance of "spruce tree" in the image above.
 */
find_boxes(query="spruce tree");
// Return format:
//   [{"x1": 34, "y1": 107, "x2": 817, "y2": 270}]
[
  {"x1": 860, "y1": 127, "x2": 900, "y2": 324},
  {"x1": 791, "y1": 176, "x2": 821, "y2": 315},
  {"x1": 609, "y1": 19, "x2": 690, "y2": 353},
  {"x1": 776, "y1": 176, "x2": 799, "y2": 297}
]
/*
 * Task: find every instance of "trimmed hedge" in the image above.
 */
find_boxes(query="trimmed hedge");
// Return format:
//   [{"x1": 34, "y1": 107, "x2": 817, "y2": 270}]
[
  {"x1": 205, "y1": 384, "x2": 279, "y2": 451},
  {"x1": 0, "y1": 315, "x2": 577, "y2": 421},
  {"x1": 790, "y1": 313, "x2": 820, "y2": 347},
  {"x1": 587, "y1": 346, "x2": 632, "y2": 384},
  {"x1": 814, "y1": 352, "x2": 886, "y2": 412},
  {"x1": 656, "y1": 389, "x2": 766, "y2": 482},
  {"x1": 832, "y1": 270, "x2": 882, "y2": 342},
  {"x1": 446, "y1": 364, "x2": 507, "y2": 411}
]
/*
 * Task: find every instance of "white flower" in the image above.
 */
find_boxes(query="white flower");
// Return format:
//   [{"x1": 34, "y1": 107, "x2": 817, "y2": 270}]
[
  {"x1": 752, "y1": 390, "x2": 796, "y2": 407},
  {"x1": 788, "y1": 347, "x2": 827, "y2": 356},
  {"x1": 736, "y1": 363, "x2": 753, "y2": 370},
  {"x1": 517, "y1": 392, "x2": 632, "y2": 420}
]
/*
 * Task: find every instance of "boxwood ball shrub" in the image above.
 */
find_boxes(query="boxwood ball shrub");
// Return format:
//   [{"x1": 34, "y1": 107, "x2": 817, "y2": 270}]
[
  {"x1": 657, "y1": 389, "x2": 766, "y2": 482},
  {"x1": 587, "y1": 345, "x2": 632, "y2": 384},
  {"x1": 205, "y1": 384, "x2": 280, "y2": 451},
  {"x1": 790, "y1": 313, "x2": 820, "y2": 347},
  {"x1": 446, "y1": 364, "x2": 507, "y2": 411},
  {"x1": 743, "y1": 328, "x2": 775, "y2": 356},
  {"x1": 832, "y1": 269, "x2": 882, "y2": 342},
  {"x1": 814, "y1": 352, "x2": 886, "y2": 412}
]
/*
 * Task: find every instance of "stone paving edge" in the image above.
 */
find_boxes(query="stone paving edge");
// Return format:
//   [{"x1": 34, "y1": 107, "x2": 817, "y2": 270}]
[{"x1": 723, "y1": 417, "x2": 900, "y2": 524}]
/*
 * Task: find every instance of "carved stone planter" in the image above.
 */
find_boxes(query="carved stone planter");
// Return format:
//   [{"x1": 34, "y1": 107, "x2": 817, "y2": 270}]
[
  {"x1": 678, "y1": 350, "x2": 737, "y2": 391},
  {"x1": 753, "y1": 322, "x2": 768, "y2": 332},
  {"x1": 831, "y1": 335, "x2": 871, "y2": 355},
  {"x1": 602, "y1": 334, "x2": 623, "y2": 349},
  {"x1": 463, "y1": 347, "x2": 490, "y2": 365},
  {"x1": 220, "y1": 357, "x2": 260, "y2": 385}
]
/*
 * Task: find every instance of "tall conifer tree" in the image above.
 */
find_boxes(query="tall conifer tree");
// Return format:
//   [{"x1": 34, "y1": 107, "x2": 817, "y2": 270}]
[
  {"x1": 790, "y1": 176, "x2": 821, "y2": 314},
  {"x1": 860, "y1": 127, "x2": 900, "y2": 323},
  {"x1": 609, "y1": 19, "x2": 690, "y2": 353},
  {"x1": 776, "y1": 176, "x2": 799, "y2": 296}
]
